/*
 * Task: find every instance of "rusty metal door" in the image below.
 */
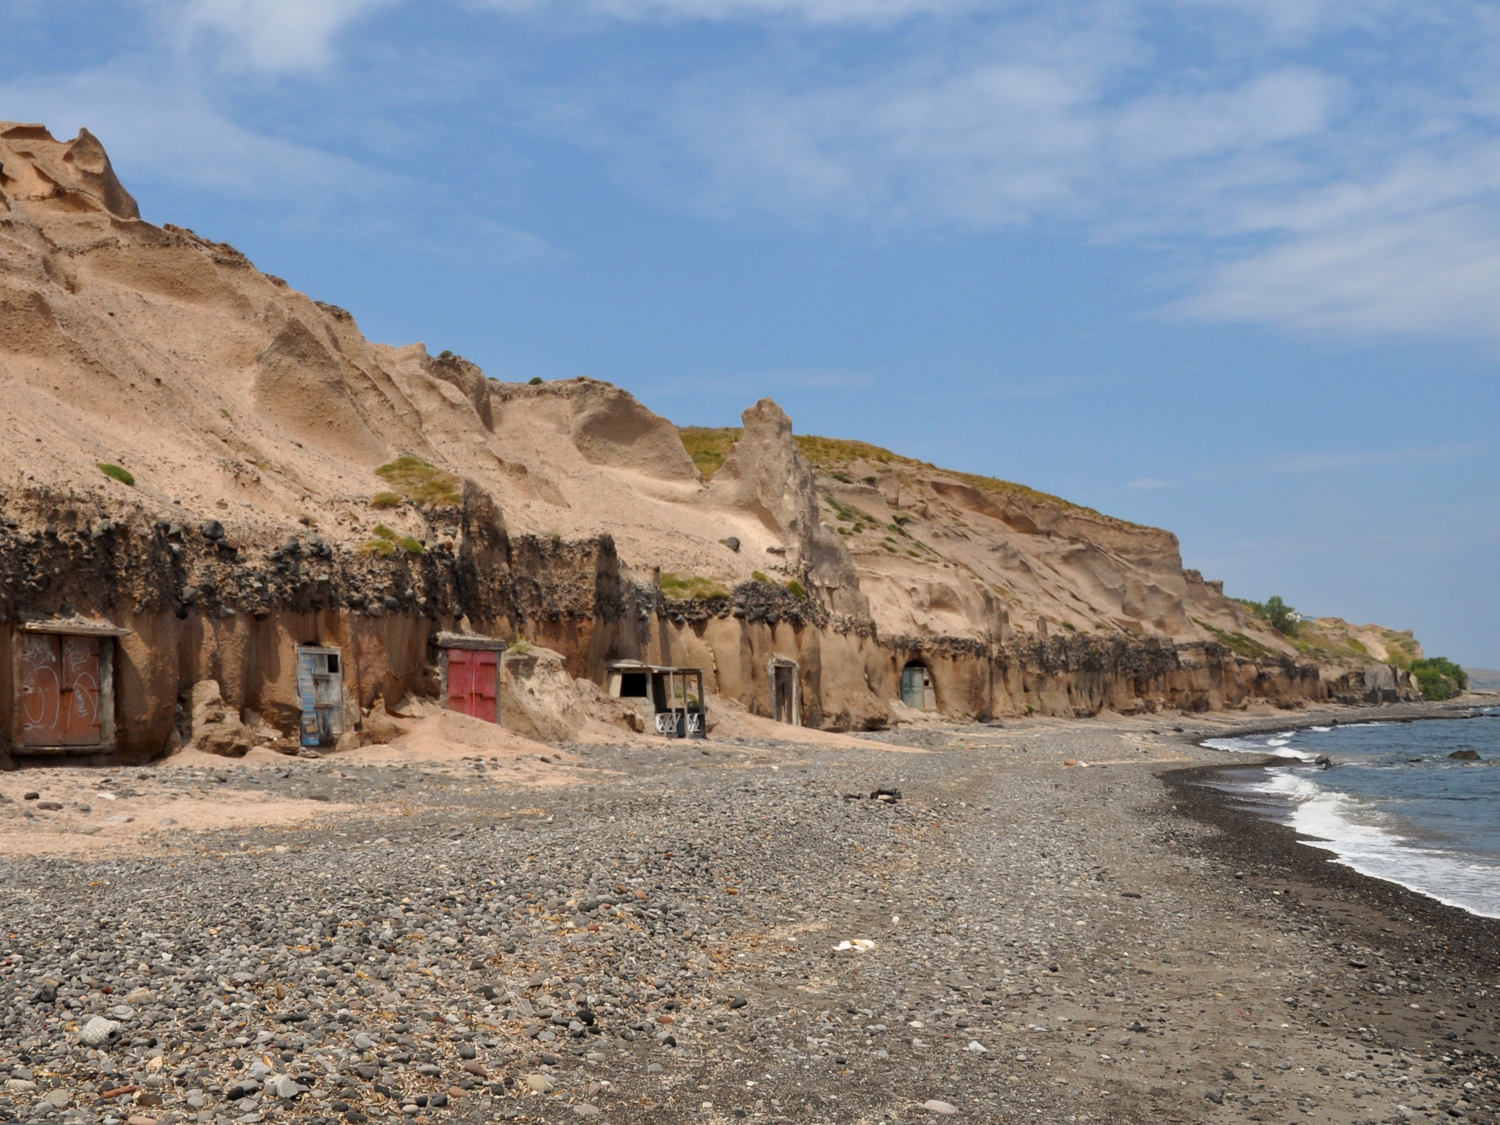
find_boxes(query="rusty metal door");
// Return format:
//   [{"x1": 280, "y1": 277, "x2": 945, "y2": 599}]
[
  {"x1": 21, "y1": 634, "x2": 103, "y2": 747},
  {"x1": 446, "y1": 649, "x2": 497, "y2": 723}
]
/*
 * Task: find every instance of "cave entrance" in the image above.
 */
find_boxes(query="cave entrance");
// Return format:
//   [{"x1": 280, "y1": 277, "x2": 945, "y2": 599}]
[
  {"x1": 900, "y1": 661, "x2": 936, "y2": 711},
  {"x1": 769, "y1": 657, "x2": 800, "y2": 726},
  {"x1": 14, "y1": 619, "x2": 130, "y2": 753}
]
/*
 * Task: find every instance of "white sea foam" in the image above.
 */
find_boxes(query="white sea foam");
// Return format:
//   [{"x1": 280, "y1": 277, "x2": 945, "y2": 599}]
[
  {"x1": 1203, "y1": 736, "x2": 1269, "y2": 753},
  {"x1": 1238, "y1": 769, "x2": 1500, "y2": 920},
  {"x1": 1203, "y1": 733, "x2": 1312, "y2": 759}
]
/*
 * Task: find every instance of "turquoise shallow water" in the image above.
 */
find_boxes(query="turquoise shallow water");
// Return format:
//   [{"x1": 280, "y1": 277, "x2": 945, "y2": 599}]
[{"x1": 1201, "y1": 708, "x2": 1500, "y2": 918}]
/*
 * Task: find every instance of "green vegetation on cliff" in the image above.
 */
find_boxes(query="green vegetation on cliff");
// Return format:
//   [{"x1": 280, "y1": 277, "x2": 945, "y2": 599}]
[
  {"x1": 660, "y1": 572, "x2": 729, "y2": 601},
  {"x1": 1232, "y1": 595, "x2": 1300, "y2": 637},
  {"x1": 375, "y1": 456, "x2": 462, "y2": 508},
  {"x1": 1411, "y1": 657, "x2": 1468, "y2": 701},
  {"x1": 1193, "y1": 618, "x2": 1278, "y2": 659},
  {"x1": 676, "y1": 426, "x2": 1138, "y2": 525},
  {"x1": 679, "y1": 427, "x2": 741, "y2": 479}
]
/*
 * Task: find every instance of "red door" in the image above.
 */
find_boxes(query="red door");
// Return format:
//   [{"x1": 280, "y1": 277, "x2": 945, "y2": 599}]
[
  {"x1": 446, "y1": 649, "x2": 497, "y2": 723},
  {"x1": 21, "y1": 634, "x2": 103, "y2": 747}
]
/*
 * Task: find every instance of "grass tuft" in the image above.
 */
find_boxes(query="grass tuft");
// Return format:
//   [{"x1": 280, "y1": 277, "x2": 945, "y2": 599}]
[
  {"x1": 367, "y1": 523, "x2": 424, "y2": 554},
  {"x1": 375, "y1": 456, "x2": 462, "y2": 508},
  {"x1": 358, "y1": 538, "x2": 396, "y2": 558},
  {"x1": 370, "y1": 491, "x2": 402, "y2": 510},
  {"x1": 97, "y1": 463, "x2": 134, "y2": 487},
  {"x1": 660, "y1": 572, "x2": 729, "y2": 601}
]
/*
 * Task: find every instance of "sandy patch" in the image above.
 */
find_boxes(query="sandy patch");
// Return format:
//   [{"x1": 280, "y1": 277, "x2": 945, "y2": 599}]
[{"x1": 0, "y1": 772, "x2": 356, "y2": 858}]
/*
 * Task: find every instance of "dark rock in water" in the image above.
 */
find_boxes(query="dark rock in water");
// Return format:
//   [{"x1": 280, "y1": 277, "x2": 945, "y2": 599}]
[
  {"x1": 1449, "y1": 749, "x2": 1482, "y2": 761},
  {"x1": 1315, "y1": 755, "x2": 1335, "y2": 769}
]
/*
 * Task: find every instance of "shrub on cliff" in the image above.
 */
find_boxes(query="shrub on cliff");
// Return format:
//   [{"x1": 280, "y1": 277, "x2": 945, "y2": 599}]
[
  {"x1": 1411, "y1": 657, "x2": 1468, "y2": 701},
  {"x1": 1264, "y1": 596, "x2": 1299, "y2": 637}
]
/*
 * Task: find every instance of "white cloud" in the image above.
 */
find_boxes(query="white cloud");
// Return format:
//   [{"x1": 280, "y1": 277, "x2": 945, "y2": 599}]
[
  {"x1": 140, "y1": 0, "x2": 397, "y2": 71},
  {"x1": 482, "y1": 0, "x2": 985, "y2": 24},
  {"x1": 532, "y1": 0, "x2": 1500, "y2": 340},
  {"x1": 15, "y1": 0, "x2": 1500, "y2": 340},
  {"x1": 0, "y1": 65, "x2": 374, "y2": 202}
]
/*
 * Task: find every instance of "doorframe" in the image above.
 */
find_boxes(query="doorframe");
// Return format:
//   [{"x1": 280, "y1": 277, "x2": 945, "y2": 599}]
[
  {"x1": 12, "y1": 619, "x2": 130, "y2": 755},
  {"x1": 768, "y1": 656, "x2": 801, "y2": 727},
  {"x1": 434, "y1": 631, "x2": 508, "y2": 726}
]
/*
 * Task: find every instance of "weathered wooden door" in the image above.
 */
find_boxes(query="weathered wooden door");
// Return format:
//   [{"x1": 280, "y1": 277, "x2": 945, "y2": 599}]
[
  {"x1": 901, "y1": 664, "x2": 934, "y2": 710},
  {"x1": 446, "y1": 649, "x2": 497, "y2": 723},
  {"x1": 296, "y1": 647, "x2": 344, "y2": 747},
  {"x1": 21, "y1": 634, "x2": 103, "y2": 747},
  {"x1": 772, "y1": 662, "x2": 798, "y2": 725}
]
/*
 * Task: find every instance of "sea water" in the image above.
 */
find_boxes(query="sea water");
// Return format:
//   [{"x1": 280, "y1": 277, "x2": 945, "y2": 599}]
[{"x1": 1201, "y1": 708, "x2": 1500, "y2": 919}]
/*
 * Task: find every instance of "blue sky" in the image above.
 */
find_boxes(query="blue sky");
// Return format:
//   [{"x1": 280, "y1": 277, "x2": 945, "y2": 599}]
[{"x1": 4, "y1": 0, "x2": 1498, "y2": 665}]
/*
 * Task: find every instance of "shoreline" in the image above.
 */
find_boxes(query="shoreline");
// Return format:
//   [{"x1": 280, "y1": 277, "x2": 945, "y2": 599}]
[
  {"x1": 1169, "y1": 696, "x2": 1489, "y2": 749},
  {"x1": 1160, "y1": 756, "x2": 1500, "y2": 1062},
  {"x1": 5, "y1": 702, "x2": 1500, "y2": 1125}
]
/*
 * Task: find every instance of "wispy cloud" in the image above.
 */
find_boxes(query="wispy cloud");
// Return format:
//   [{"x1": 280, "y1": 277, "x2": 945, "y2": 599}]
[
  {"x1": 15, "y1": 0, "x2": 1500, "y2": 342},
  {"x1": 1128, "y1": 477, "x2": 1175, "y2": 489},
  {"x1": 138, "y1": 0, "x2": 398, "y2": 71},
  {"x1": 485, "y1": 0, "x2": 1500, "y2": 341},
  {"x1": 0, "y1": 64, "x2": 376, "y2": 202},
  {"x1": 1204, "y1": 443, "x2": 1483, "y2": 481},
  {"x1": 0, "y1": 58, "x2": 563, "y2": 263}
]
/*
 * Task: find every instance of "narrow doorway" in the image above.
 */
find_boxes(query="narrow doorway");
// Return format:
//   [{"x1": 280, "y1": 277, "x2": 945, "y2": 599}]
[
  {"x1": 770, "y1": 657, "x2": 800, "y2": 726},
  {"x1": 900, "y1": 661, "x2": 936, "y2": 710}
]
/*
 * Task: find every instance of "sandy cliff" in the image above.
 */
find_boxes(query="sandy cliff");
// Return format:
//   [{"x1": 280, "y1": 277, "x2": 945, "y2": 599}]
[{"x1": 0, "y1": 123, "x2": 1420, "y2": 764}]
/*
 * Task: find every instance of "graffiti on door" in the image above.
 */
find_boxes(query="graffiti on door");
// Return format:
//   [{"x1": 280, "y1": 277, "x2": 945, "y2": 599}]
[{"x1": 21, "y1": 634, "x2": 103, "y2": 747}]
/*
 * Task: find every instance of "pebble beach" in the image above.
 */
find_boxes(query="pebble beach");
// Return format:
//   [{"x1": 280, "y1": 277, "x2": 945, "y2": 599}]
[{"x1": 3, "y1": 703, "x2": 1497, "y2": 1125}]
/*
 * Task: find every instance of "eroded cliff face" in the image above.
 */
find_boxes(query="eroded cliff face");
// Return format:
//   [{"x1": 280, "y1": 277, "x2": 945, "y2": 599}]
[
  {"x1": 0, "y1": 122, "x2": 1420, "y2": 764},
  {"x1": 705, "y1": 400, "x2": 867, "y2": 619}
]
